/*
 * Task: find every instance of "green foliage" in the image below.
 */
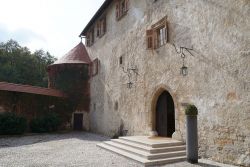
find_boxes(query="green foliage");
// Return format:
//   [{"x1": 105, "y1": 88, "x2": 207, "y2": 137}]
[
  {"x1": 30, "y1": 112, "x2": 61, "y2": 133},
  {"x1": 185, "y1": 104, "x2": 198, "y2": 116},
  {"x1": 54, "y1": 66, "x2": 89, "y2": 93},
  {"x1": 0, "y1": 39, "x2": 57, "y2": 87},
  {"x1": 54, "y1": 65, "x2": 89, "y2": 110},
  {"x1": 0, "y1": 112, "x2": 27, "y2": 135}
]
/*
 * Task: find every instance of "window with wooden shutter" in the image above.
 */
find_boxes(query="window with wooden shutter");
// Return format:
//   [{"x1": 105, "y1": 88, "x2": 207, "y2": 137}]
[
  {"x1": 124, "y1": 0, "x2": 129, "y2": 12},
  {"x1": 157, "y1": 25, "x2": 166, "y2": 47},
  {"x1": 116, "y1": 0, "x2": 129, "y2": 21},
  {"x1": 146, "y1": 29, "x2": 154, "y2": 49},
  {"x1": 116, "y1": 3, "x2": 120, "y2": 20},
  {"x1": 147, "y1": 16, "x2": 168, "y2": 49},
  {"x1": 91, "y1": 29, "x2": 94, "y2": 44},
  {"x1": 86, "y1": 28, "x2": 95, "y2": 47},
  {"x1": 96, "y1": 15, "x2": 106, "y2": 38},
  {"x1": 121, "y1": 0, "x2": 125, "y2": 14},
  {"x1": 86, "y1": 33, "x2": 90, "y2": 46},
  {"x1": 92, "y1": 58, "x2": 99, "y2": 76},
  {"x1": 102, "y1": 17, "x2": 106, "y2": 34},
  {"x1": 165, "y1": 20, "x2": 168, "y2": 43},
  {"x1": 96, "y1": 22, "x2": 100, "y2": 37},
  {"x1": 154, "y1": 29, "x2": 158, "y2": 49}
]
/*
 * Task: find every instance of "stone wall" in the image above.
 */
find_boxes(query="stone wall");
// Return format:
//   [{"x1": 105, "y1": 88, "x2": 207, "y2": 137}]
[
  {"x1": 0, "y1": 91, "x2": 73, "y2": 129},
  {"x1": 84, "y1": 0, "x2": 250, "y2": 166},
  {"x1": 0, "y1": 106, "x2": 5, "y2": 113}
]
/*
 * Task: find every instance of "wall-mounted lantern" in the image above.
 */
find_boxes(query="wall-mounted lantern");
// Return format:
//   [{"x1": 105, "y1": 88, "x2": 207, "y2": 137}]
[
  {"x1": 122, "y1": 65, "x2": 139, "y2": 89},
  {"x1": 173, "y1": 44, "x2": 194, "y2": 77},
  {"x1": 180, "y1": 65, "x2": 188, "y2": 76},
  {"x1": 127, "y1": 81, "x2": 133, "y2": 89},
  {"x1": 180, "y1": 50, "x2": 188, "y2": 76}
]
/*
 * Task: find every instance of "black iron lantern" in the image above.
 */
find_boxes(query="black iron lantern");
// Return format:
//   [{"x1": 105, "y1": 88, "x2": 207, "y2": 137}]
[
  {"x1": 180, "y1": 65, "x2": 188, "y2": 76},
  {"x1": 172, "y1": 44, "x2": 194, "y2": 77},
  {"x1": 122, "y1": 64, "x2": 139, "y2": 89},
  {"x1": 180, "y1": 51, "x2": 188, "y2": 76},
  {"x1": 127, "y1": 81, "x2": 133, "y2": 89}
]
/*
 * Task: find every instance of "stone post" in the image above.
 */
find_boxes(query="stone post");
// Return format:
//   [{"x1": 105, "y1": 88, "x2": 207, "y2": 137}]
[
  {"x1": 185, "y1": 104, "x2": 198, "y2": 163},
  {"x1": 186, "y1": 115, "x2": 198, "y2": 163}
]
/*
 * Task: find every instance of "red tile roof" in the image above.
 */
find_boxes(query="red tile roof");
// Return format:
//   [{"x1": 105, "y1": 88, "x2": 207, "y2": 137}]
[
  {"x1": 0, "y1": 82, "x2": 67, "y2": 98},
  {"x1": 50, "y1": 42, "x2": 91, "y2": 66}
]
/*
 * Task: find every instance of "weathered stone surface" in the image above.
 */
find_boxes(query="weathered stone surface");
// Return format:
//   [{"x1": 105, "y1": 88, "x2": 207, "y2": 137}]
[{"x1": 83, "y1": 0, "x2": 250, "y2": 166}]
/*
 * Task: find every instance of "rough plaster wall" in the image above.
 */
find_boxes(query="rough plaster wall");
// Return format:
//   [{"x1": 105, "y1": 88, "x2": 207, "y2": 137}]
[
  {"x1": 85, "y1": 0, "x2": 249, "y2": 166},
  {"x1": 87, "y1": 0, "x2": 150, "y2": 137},
  {"x1": 144, "y1": 0, "x2": 250, "y2": 166}
]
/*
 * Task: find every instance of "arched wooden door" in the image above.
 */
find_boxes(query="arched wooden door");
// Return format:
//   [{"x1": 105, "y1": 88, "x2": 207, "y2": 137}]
[{"x1": 156, "y1": 91, "x2": 175, "y2": 137}]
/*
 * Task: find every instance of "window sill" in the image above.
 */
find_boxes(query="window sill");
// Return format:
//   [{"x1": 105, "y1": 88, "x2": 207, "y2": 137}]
[
  {"x1": 147, "y1": 43, "x2": 167, "y2": 50},
  {"x1": 87, "y1": 44, "x2": 94, "y2": 47},
  {"x1": 98, "y1": 33, "x2": 106, "y2": 38},
  {"x1": 116, "y1": 11, "x2": 128, "y2": 21}
]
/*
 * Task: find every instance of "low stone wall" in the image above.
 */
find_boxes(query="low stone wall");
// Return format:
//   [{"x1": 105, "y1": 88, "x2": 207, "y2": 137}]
[
  {"x1": 0, "y1": 106, "x2": 6, "y2": 113},
  {"x1": 0, "y1": 90, "x2": 73, "y2": 130}
]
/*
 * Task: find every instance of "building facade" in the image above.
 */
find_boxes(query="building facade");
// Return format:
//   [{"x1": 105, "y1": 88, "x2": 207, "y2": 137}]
[{"x1": 79, "y1": 0, "x2": 249, "y2": 166}]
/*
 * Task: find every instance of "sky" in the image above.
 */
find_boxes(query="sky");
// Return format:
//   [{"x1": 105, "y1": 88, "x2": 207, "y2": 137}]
[{"x1": 0, "y1": 0, "x2": 104, "y2": 58}]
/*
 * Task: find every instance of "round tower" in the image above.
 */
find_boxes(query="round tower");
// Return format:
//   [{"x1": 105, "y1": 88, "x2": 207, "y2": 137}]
[{"x1": 47, "y1": 42, "x2": 91, "y2": 112}]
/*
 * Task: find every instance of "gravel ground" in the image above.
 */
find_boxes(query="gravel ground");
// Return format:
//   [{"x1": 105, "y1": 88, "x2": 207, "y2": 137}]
[{"x1": 0, "y1": 132, "x2": 235, "y2": 167}]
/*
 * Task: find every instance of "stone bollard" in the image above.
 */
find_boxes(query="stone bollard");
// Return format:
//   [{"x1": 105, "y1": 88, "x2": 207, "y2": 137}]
[{"x1": 185, "y1": 104, "x2": 198, "y2": 164}]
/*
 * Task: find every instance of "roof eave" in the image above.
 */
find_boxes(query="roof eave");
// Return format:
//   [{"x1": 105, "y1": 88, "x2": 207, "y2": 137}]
[
  {"x1": 48, "y1": 62, "x2": 90, "y2": 67},
  {"x1": 79, "y1": 0, "x2": 113, "y2": 37},
  {"x1": 0, "y1": 82, "x2": 67, "y2": 98}
]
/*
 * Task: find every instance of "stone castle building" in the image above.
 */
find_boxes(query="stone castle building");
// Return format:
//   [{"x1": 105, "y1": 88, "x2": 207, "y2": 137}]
[{"x1": 67, "y1": 0, "x2": 248, "y2": 166}]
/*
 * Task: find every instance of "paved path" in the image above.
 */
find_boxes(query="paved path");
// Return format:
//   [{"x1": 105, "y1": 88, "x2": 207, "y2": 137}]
[{"x1": 0, "y1": 132, "x2": 235, "y2": 167}]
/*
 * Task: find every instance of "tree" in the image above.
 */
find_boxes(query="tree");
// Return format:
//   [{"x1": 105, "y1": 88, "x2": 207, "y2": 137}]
[{"x1": 0, "y1": 39, "x2": 57, "y2": 87}]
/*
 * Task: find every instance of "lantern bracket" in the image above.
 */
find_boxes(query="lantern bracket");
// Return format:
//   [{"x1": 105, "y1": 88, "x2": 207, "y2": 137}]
[
  {"x1": 122, "y1": 65, "x2": 139, "y2": 89},
  {"x1": 172, "y1": 44, "x2": 194, "y2": 76},
  {"x1": 172, "y1": 44, "x2": 194, "y2": 57}
]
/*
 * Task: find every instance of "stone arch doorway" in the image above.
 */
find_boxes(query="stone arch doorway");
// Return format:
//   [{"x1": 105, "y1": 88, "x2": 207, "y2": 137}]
[{"x1": 155, "y1": 90, "x2": 175, "y2": 137}]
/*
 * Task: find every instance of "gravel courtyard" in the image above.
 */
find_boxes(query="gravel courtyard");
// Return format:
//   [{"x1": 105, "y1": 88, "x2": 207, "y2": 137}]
[{"x1": 0, "y1": 132, "x2": 235, "y2": 167}]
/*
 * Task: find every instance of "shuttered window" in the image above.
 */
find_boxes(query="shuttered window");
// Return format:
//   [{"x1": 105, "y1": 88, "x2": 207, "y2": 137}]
[
  {"x1": 146, "y1": 16, "x2": 168, "y2": 49},
  {"x1": 91, "y1": 29, "x2": 94, "y2": 44},
  {"x1": 158, "y1": 26, "x2": 167, "y2": 47},
  {"x1": 146, "y1": 29, "x2": 154, "y2": 49},
  {"x1": 86, "y1": 28, "x2": 95, "y2": 47},
  {"x1": 86, "y1": 33, "x2": 90, "y2": 47},
  {"x1": 116, "y1": 3, "x2": 120, "y2": 19},
  {"x1": 116, "y1": 0, "x2": 129, "y2": 20},
  {"x1": 92, "y1": 58, "x2": 99, "y2": 76},
  {"x1": 96, "y1": 15, "x2": 106, "y2": 38},
  {"x1": 96, "y1": 22, "x2": 100, "y2": 37},
  {"x1": 102, "y1": 17, "x2": 106, "y2": 34},
  {"x1": 124, "y1": 0, "x2": 129, "y2": 12},
  {"x1": 100, "y1": 16, "x2": 106, "y2": 36}
]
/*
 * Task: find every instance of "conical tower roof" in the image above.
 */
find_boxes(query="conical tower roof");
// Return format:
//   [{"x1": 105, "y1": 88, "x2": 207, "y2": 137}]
[{"x1": 51, "y1": 42, "x2": 91, "y2": 66}]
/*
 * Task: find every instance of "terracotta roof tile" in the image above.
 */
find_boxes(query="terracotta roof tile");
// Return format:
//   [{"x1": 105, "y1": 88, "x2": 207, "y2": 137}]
[
  {"x1": 0, "y1": 82, "x2": 67, "y2": 98},
  {"x1": 51, "y1": 42, "x2": 91, "y2": 65}
]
